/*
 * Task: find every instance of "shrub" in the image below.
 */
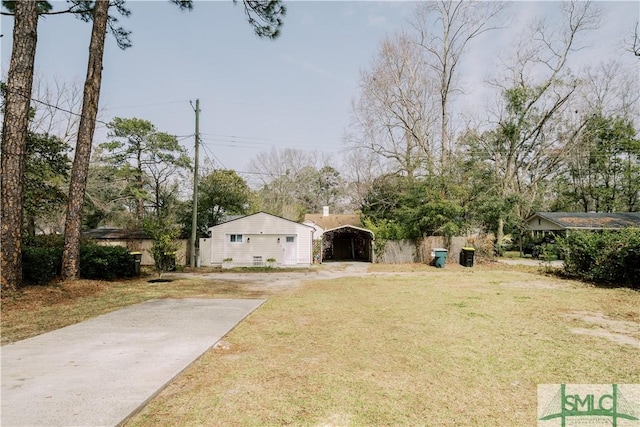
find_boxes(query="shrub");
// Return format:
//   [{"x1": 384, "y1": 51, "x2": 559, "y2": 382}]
[
  {"x1": 559, "y1": 229, "x2": 640, "y2": 288},
  {"x1": 79, "y1": 244, "x2": 135, "y2": 280},
  {"x1": 22, "y1": 246, "x2": 63, "y2": 285},
  {"x1": 23, "y1": 234, "x2": 64, "y2": 248},
  {"x1": 22, "y1": 238, "x2": 135, "y2": 284},
  {"x1": 142, "y1": 216, "x2": 181, "y2": 276}
]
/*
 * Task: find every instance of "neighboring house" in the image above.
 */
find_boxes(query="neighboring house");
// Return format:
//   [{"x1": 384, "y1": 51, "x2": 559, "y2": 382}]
[
  {"x1": 303, "y1": 207, "x2": 375, "y2": 263},
  {"x1": 199, "y1": 212, "x2": 315, "y2": 267},
  {"x1": 83, "y1": 227, "x2": 188, "y2": 266},
  {"x1": 526, "y1": 212, "x2": 640, "y2": 238}
]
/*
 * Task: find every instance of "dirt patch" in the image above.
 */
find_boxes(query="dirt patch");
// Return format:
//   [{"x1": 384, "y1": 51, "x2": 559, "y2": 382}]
[{"x1": 563, "y1": 311, "x2": 640, "y2": 347}]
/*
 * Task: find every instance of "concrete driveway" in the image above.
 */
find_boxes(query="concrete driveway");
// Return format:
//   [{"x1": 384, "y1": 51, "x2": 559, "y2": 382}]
[{"x1": 1, "y1": 298, "x2": 264, "y2": 427}]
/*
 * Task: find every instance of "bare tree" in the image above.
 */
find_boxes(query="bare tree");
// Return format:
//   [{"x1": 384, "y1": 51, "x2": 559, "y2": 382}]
[
  {"x1": 0, "y1": 1, "x2": 40, "y2": 289},
  {"x1": 347, "y1": 33, "x2": 438, "y2": 179},
  {"x1": 470, "y1": 1, "x2": 602, "y2": 244},
  {"x1": 341, "y1": 144, "x2": 386, "y2": 211},
  {"x1": 28, "y1": 74, "x2": 84, "y2": 145},
  {"x1": 627, "y1": 21, "x2": 640, "y2": 57},
  {"x1": 412, "y1": 0, "x2": 507, "y2": 174},
  {"x1": 247, "y1": 147, "x2": 319, "y2": 219},
  {"x1": 560, "y1": 60, "x2": 639, "y2": 213},
  {"x1": 579, "y1": 61, "x2": 639, "y2": 119}
]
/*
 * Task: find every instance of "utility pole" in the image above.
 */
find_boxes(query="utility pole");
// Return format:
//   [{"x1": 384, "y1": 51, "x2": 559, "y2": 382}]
[{"x1": 190, "y1": 99, "x2": 200, "y2": 268}]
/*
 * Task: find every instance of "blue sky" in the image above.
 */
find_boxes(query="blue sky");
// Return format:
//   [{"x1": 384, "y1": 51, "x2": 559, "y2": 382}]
[{"x1": 2, "y1": 1, "x2": 638, "y2": 175}]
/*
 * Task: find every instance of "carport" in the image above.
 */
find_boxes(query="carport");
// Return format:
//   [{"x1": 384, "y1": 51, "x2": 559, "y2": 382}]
[{"x1": 321, "y1": 225, "x2": 374, "y2": 262}]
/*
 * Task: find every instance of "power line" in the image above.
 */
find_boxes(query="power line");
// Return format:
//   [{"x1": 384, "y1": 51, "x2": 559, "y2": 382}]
[
  {"x1": 4, "y1": 87, "x2": 199, "y2": 140},
  {"x1": 199, "y1": 132, "x2": 341, "y2": 148},
  {"x1": 199, "y1": 138, "x2": 343, "y2": 152},
  {"x1": 199, "y1": 141, "x2": 226, "y2": 169},
  {"x1": 4, "y1": 86, "x2": 111, "y2": 127}
]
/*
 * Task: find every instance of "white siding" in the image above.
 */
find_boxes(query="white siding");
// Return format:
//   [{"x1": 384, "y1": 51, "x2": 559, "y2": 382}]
[{"x1": 209, "y1": 213, "x2": 314, "y2": 266}]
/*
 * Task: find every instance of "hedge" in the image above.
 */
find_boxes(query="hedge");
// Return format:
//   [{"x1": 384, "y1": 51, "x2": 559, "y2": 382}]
[
  {"x1": 560, "y1": 229, "x2": 640, "y2": 289},
  {"x1": 79, "y1": 244, "x2": 136, "y2": 280},
  {"x1": 22, "y1": 246, "x2": 63, "y2": 285},
  {"x1": 22, "y1": 240, "x2": 136, "y2": 286}
]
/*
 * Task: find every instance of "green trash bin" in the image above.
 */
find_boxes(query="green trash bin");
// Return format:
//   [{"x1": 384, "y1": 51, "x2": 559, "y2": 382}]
[
  {"x1": 130, "y1": 252, "x2": 142, "y2": 276},
  {"x1": 460, "y1": 247, "x2": 475, "y2": 267},
  {"x1": 432, "y1": 248, "x2": 448, "y2": 268}
]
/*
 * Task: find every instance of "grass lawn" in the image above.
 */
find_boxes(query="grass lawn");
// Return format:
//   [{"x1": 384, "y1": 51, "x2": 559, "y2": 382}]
[
  {"x1": 2, "y1": 264, "x2": 638, "y2": 425},
  {"x1": 123, "y1": 267, "x2": 637, "y2": 426}
]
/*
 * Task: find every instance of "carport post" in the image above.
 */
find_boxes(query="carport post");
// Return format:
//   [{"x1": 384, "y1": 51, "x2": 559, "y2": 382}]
[{"x1": 371, "y1": 238, "x2": 375, "y2": 263}]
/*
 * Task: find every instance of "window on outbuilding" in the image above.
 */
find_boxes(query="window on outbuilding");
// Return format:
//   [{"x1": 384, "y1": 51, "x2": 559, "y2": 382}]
[
  {"x1": 286, "y1": 236, "x2": 295, "y2": 243},
  {"x1": 230, "y1": 234, "x2": 243, "y2": 243}
]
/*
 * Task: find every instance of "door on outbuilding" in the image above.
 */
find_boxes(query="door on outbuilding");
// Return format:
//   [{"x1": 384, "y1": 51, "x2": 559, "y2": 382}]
[{"x1": 282, "y1": 235, "x2": 297, "y2": 265}]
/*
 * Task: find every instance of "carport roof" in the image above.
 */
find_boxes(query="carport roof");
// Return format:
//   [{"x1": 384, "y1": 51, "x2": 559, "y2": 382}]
[{"x1": 323, "y1": 224, "x2": 374, "y2": 237}]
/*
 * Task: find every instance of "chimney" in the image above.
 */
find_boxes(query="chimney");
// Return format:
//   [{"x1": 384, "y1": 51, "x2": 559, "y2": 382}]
[{"x1": 322, "y1": 206, "x2": 329, "y2": 217}]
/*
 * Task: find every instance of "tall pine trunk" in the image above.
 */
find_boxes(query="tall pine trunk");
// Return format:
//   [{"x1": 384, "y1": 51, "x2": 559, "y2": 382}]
[
  {"x1": 61, "y1": 0, "x2": 109, "y2": 280},
  {"x1": 0, "y1": 1, "x2": 39, "y2": 290}
]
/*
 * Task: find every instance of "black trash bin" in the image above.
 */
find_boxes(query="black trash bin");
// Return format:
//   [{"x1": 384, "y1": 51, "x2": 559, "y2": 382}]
[
  {"x1": 130, "y1": 252, "x2": 142, "y2": 276},
  {"x1": 460, "y1": 247, "x2": 475, "y2": 267}
]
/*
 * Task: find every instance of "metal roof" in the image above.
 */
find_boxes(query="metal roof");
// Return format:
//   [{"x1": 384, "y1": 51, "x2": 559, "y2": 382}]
[
  {"x1": 528, "y1": 212, "x2": 640, "y2": 229},
  {"x1": 323, "y1": 224, "x2": 375, "y2": 237}
]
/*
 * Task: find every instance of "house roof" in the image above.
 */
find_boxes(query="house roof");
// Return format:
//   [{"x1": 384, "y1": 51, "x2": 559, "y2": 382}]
[
  {"x1": 212, "y1": 211, "x2": 314, "y2": 229},
  {"x1": 527, "y1": 212, "x2": 640, "y2": 230},
  {"x1": 83, "y1": 227, "x2": 150, "y2": 240},
  {"x1": 303, "y1": 213, "x2": 364, "y2": 230}
]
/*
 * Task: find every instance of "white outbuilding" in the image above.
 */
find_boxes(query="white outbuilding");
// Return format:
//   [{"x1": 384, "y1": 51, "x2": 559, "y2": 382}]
[{"x1": 199, "y1": 212, "x2": 314, "y2": 267}]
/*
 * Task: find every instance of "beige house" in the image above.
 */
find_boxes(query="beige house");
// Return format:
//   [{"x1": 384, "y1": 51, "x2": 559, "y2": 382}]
[{"x1": 83, "y1": 228, "x2": 188, "y2": 266}]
